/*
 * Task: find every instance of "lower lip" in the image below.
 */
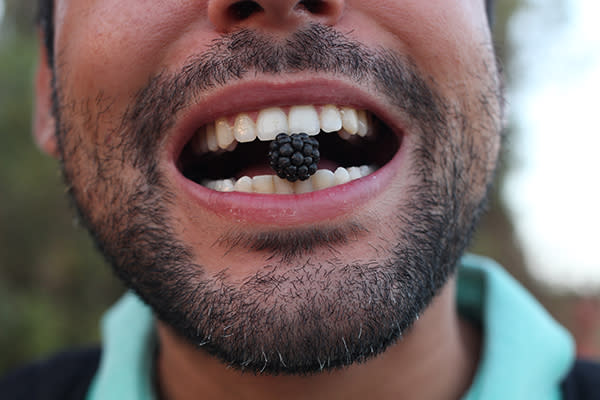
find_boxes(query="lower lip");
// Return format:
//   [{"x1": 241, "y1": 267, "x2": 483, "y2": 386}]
[{"x1": 172, "y1": 141, "x2": 406, "y2": 226}]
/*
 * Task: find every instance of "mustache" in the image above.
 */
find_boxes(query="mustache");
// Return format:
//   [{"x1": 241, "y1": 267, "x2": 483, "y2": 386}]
[{"x1": 120, "y1": 23, "x2": 443, "y2": 169}]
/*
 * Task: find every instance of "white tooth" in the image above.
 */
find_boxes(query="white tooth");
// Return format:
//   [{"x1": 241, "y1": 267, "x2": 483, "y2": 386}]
[
  {"x1": 347, "y1": 167, "x2": 362, "y2": 180},
  {"x1": 234, "y1": 176, "x2": 253, "y2": 193},
  {"x1": 203, "y1": 180, "x2": 217, "y2": 190},
  {"x1": 294, "y1": 179, "x2": 313, "y2": 194},
  {"x1": 215, "y1": 179, "x2": 235, "y2": 192},
  {"x1": 252, "y1": 175, "x2": 275, "y2": 194},
  {"x1": 320, "y1": 105, "x2": 342, "y2": 133},
  {"x1": 273, "y1": 176, "x2": 295, "y2": 194},
  {"x1": 357, "y1": 110, "x2": 368, "y2": 137},
  {"x1": 257, "y1": 108, "x2": 289, "y2": 141},
  {"x1": 216, "y1": 118, "x2": 234, "y2": 149},
  {"x1": 338, "y1": 130, "x2": 353, "y2": 141},
  {"x1": 341, "y1": 107, "x2": 359, "y2": 135},
  {"x1": 360, "y1": 165, "x2": 373, "y2": 177},
  {"x1": 289, "y1": 105, "x2": 320, "y2": 136},
  {"x1": 233, "y1": 113, "x2": 257, "y2": 143},
  {"x1": 190, "y1": 127, "x2": 208, "y2": 154},
  {"x1": 224, "y1": 179, "x2": 236, "y2": 191},
  {"x1": 226, "y1": 141, "x2": 238, "y2": 152},
  {"x1": 312, "y1": 169, "x2": 335, "y2": 191},
  {"x1": 206, "y1": 123, "x2": 219, "y2": 152},
  {"x1": 333, "y1": 167, "x2": 351, "y2": 185}
]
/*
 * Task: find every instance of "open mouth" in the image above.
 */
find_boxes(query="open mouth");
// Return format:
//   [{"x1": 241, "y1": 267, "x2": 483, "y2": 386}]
[{"x1": 177, "y1": 104, "x2": 400, "y2": 195}]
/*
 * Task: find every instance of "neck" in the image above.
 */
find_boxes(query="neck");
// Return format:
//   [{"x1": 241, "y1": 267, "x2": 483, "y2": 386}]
[{"x1": 156, "y1": 278, "x2": 480, "y2": 400}]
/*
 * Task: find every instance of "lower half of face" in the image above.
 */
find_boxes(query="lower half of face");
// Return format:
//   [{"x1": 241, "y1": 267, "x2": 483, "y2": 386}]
[{"x1": 55, "y1": 25, "x2": 502, "y2": 374}]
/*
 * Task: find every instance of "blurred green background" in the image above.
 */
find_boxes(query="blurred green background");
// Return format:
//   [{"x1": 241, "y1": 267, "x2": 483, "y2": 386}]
[
  {"x1": 0, "y1": 0, "x2": 124, "y2": 372},
  {"x1": 0, "y1": 0, "x2": 598, "y2": 374}
]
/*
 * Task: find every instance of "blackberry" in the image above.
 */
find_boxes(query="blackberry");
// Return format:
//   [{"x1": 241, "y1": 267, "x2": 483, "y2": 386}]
[{"x1": 268, "y1": 133, "x2": 320, "y2": 182}]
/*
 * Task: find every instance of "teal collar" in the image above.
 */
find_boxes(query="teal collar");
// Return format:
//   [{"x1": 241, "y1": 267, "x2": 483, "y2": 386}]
[
  {"x1": 87, "y1": 254, "x2": 574, "y2": 400},
  {"x1": 86, "y1": 294, "x2": 156, "y2": 400},
  {"x1": 458, "y1": 254, "x2": 574, "y2": 400}
]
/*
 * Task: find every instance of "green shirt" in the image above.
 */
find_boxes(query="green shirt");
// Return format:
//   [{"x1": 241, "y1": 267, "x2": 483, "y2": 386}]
[{"x1": 87, "y1": 254, "x2": 574, "y2": 399}]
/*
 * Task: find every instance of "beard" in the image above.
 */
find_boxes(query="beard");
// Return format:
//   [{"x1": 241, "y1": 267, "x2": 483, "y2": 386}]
[{"x1": 53, "y1": 24, "x2": 502, "y2": 374}]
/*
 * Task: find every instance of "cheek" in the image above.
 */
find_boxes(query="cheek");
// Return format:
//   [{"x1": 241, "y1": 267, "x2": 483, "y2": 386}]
[
  {"x1": 346, "y1": 0, "x2": 491, "y2": 85},
  {"x1": 55, "y1": 0, "x2": 212, "y2": 107}
]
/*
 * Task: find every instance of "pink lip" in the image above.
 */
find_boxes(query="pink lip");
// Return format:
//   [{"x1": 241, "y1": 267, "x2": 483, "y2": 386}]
[{"x1": 166, "y1": 77, "x2": 408, "y2": 226}]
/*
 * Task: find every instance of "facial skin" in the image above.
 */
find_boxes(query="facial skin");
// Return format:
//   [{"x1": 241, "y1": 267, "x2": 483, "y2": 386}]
[{"x1": 36, "y1": 0, "x2": 502, "y2": 398}]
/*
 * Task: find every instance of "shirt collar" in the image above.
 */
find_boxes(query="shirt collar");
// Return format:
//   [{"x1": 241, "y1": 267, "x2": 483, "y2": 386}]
[
  {"x1": 459, "y1": 254, "x2": 574, "y2": 400},
  {"x1": 86, "y1": 293, "x2": 157, "y2": 400}
]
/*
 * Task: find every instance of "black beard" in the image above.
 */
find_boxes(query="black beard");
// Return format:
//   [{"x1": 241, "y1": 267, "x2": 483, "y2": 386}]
[{"x1": 54, "y1": 24, "x2": 501, "y2": 374}]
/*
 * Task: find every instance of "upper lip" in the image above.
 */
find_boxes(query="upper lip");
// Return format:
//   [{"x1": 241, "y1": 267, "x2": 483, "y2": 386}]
[{"x1": 166, "y1": 75, "x2": 407, "y2": 164}]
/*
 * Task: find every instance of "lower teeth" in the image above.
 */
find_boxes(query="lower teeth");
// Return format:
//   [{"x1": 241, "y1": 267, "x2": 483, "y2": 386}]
[{"x1": 204, "y1": 165, "x2": 375, "y2": 194}]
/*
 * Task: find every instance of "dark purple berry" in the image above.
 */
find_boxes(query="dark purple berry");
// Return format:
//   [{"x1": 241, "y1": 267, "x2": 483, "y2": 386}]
[
  {"x1": 279, "y1": 144, "x2": 293, "y2": 157},
  {"x1": 268, "y1": 133, "x2": 320, "y2": 182},
  {"x1": 291, "y1": 153, "x2": 304, "y2": 166},
  {"x1": 278, "y1": 157, "x2": 291, "y2": 168},
  {"x1": 297, "y1": 165, "x2": 309, "y2": 180},
  {"x1": 292, "y1": 138, "x2": 303, "y2": 150},
  {"x1": 303, "y1": 144, "x2": 314, "y2": 155},
  {"x1": 285, "y1": 165, "x2": 298, "y2": 182}
]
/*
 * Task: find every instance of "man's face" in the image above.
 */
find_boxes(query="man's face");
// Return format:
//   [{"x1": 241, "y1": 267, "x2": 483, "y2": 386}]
[{"x1": 46, "y1": 0, "x2": 502, "y2": 373}]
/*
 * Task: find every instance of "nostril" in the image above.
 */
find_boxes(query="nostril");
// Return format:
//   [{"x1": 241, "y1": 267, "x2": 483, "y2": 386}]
[
  {"x1": 210, "y1": 0, "x2": 344, "y2": 31},
  {"x1": 296, "y1": 0, "x2": 328, "y2": 15},
  {"x1": 227, "y1": 0, "x2": 264, "y2": 22}
]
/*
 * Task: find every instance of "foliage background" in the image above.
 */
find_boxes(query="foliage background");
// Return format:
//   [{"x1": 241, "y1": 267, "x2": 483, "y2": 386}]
[
  {"x1": 0, "y1": 0, "x2": 124, "y2": 372},
  {"x1": 0, "y1": 0, "x2": 595, "y2": 374}
]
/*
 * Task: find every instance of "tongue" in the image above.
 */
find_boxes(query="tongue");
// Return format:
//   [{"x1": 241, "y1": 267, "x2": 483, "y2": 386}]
[{"x1": 237, "y1": 160, "x2": 340, "y2": 179}]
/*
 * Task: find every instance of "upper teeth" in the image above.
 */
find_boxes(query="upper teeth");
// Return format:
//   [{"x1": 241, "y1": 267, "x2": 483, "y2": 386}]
[{"x1": 191, "y1": 104, "x2": 370, "y2": 153}]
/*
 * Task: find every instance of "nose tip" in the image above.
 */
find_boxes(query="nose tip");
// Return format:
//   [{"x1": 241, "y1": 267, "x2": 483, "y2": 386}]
[{"x1": 208, "y1": 0, "x2": 345, "y2": 33}]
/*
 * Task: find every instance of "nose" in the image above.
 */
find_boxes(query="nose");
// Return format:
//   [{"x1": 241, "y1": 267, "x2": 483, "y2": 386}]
[{"x1": 208, "y1": 0, "x2": 345, "y2": 33}]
